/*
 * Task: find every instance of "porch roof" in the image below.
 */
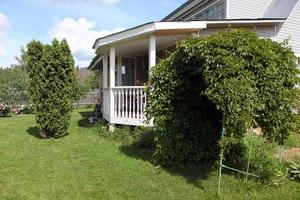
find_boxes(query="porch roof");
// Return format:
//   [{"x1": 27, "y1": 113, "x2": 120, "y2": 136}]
[
  {"x1": 93, "y1": 21, "x2": 207, "y2": 50},
  {"x1": 93, "y1": 19, "x2": 285, "y2": 50},
  {"x1": 89, "y1": 18, "x2": 286, "y2": 69}
]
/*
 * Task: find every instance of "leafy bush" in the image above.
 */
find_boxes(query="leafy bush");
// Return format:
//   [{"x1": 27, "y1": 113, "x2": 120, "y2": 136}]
[
  {"x1": 25, "y1": 39, "x2": 76, "y2": 138},
  {"x1": 21, "y1": 105, "x2": 34, "y2": 114},
  {"x1": 244, "y1": 135, "x2": 284, "y2": 183},
  {"x1": 0, "y1": 103, "x2": 11, "y2": 117},
  {"x1": 288, "y1": 160, "x2": 300, "y2": 182},
  {"x1": 132, "y1": 127, "x2": 156, "y2": 148},
  {"x1": 146, "y1": 29, "x2": 299, "y2": 166}
]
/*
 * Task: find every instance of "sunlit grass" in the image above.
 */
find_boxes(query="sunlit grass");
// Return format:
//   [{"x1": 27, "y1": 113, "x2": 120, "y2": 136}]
[{"x1": 0, "y1": 108, "x2": 299, "y2": 200}]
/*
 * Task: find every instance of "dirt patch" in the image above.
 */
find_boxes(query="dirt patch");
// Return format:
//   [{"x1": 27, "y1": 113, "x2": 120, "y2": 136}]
[{"x1": 278, "y1": 147, "x2": 300, "y2": 163}]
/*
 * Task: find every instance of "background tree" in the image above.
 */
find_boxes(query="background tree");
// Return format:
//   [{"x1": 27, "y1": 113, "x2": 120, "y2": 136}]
[
  {"x1": 0, "y1": 64, "x2": 30, "y2": 106},
  {"x1": 73, "y1": 69, "x2": 101, "y2": 101},
  {"x1": 25, "y1": 39, "x2": 76, "y2": 138}
]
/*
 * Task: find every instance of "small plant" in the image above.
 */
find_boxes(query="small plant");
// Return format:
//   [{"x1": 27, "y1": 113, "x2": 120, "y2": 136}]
[
  {"x1": 288, "y1": 160, "x2": 300, "y2": 182},
  {"x1": 244, "y1": 135, "x2": 285, "y2": 184},
  {"x1": 95, "y1": 123, "x2": 134, "y2": 144}
]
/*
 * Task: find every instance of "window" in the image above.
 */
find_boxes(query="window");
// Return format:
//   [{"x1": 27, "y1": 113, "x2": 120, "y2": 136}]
[{"x1": 194, "y1": 1, "x2": 225, "y2": 20}]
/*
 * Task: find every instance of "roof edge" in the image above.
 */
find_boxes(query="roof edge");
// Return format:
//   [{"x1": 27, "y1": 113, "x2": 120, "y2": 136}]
[
  {"x1": 92, "y1": 22, "x2": 154, "y2": 49},
  {"x1": 93, "y1": 21, "x2": 207, "y2": 50}
]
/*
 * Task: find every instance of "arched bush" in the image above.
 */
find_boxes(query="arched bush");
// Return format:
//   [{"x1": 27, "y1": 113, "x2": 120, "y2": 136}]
[{"x1": 146, "y1": 29, "x2": 300, "y2": 166}]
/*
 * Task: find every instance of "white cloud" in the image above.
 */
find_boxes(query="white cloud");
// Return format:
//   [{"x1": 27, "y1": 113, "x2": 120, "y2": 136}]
[
  {"x1": 50, "y1": 17, "x2": 124, "y2": 67},
  {"x1": 50, "y1": 0, "x2": 120, "y2": 5},
  {"x1": 0, "y1": 13, "x2": 10, "y2": 31},
  {"x1": 0, "y1": 12, "x2": 10, "y2": 57}
]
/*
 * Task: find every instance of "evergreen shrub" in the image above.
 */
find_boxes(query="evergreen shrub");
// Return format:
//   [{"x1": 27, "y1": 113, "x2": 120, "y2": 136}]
[{"x1": 25, "y1": 39, "x2": 76, "y2": 138}]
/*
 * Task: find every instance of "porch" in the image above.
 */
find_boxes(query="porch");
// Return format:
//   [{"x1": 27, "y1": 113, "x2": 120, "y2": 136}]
[{"x1": 92, "y1": 21, "x2": 207, "y2": 126}]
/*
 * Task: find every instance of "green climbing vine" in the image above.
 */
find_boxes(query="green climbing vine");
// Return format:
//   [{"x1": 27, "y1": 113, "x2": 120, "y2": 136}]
[{"x1": 146, "y1": 29, "x2": 300, "y2": 166}]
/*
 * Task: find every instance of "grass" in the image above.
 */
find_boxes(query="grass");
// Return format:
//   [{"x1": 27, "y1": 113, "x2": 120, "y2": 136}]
[
  {"x1": 285, "y1": 133, "x2": 300, "y2": 148},
  {"x1": 0, "y1": 108, "x2": 299, "y2": 200}
]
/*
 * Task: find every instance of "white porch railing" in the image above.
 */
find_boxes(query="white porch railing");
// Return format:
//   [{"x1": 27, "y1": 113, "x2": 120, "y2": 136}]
[{"x1": 103, "y1": 86, "x2": 149, "y2": 126}]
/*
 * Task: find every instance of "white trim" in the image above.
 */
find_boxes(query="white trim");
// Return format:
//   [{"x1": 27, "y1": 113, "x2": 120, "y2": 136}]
[
  {"x1": 94, "y1": 21, "x2": 207, "y2": 50},
  {"x1": 111, "y1": 86, "x2": 146, "y2": 89},
  {"x1": 110, "y1": 116, "x2": 152, "y2": 127},
  {"x1": 149, "y1": 34, "x2": 156, "y2": 70},
  {"x1": 206, "y1": 19, "x2": 286, "y2": 26},
  {"x1": 225, "y1": 0, "x2": 229, "y2": 19}
]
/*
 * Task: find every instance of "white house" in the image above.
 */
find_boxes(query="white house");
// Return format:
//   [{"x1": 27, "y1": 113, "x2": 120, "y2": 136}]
[{"x1": 89, "y1": 0, "x2": 300, "y2": 127}]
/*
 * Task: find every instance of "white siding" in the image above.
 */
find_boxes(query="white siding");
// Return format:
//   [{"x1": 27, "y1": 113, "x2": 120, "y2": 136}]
[
  {"x1": 275, "y1": 2, "x2": 300, "y2": 56},
  {"x1": 227, "y1": 0, "x2": 272, "y2": 19},
  {"x1": 198, "y1": 25, "x2": 276, "y2": 38}
]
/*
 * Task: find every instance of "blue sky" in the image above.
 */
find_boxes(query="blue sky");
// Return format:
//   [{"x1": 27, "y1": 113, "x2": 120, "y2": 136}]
[{"x1": 0, "y1": 0, "x2": 185, "y2": 68}]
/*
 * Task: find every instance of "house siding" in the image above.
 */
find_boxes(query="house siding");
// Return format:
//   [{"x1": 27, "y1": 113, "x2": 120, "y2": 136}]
[
  {"x1": 275, "y1": 2, "x2": 300, "y2": 56},
  {"x1": 227, "y1": 0, "x2": 272, "y2": 19}
]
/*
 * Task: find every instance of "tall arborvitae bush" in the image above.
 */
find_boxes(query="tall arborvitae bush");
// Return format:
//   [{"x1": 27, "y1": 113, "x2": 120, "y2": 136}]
[
  {"x1": 146, "y1": 29, "x2": 300, "y2": 166},
  {"x1": 25, "y1": 39, "x2": 76, "y2": 138}
]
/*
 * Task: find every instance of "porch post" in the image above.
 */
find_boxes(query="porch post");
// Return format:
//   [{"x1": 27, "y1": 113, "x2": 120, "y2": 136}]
[
  {"x1": 117, "y1": 56, "x2": 122, "y2": 86},
  {"x1": 109, "y1": 47, "x2": 116, "y2": 119},
  {"x1": 102, "y1": 54, "x2": 108, "y2": 117},
  {"x1": 103, "y1": 54, "x2": 108, "y2": 88},
  {"x1": 148, "y1": 34, "x2": 156, "y2": 71}
]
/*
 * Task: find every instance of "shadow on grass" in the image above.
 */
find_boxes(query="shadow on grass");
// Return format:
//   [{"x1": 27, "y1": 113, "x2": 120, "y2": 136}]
[
  {"x1": 27, "y1": 126, "x2": 70, "y2": 139},
  {"x1": 27, "y1": 126, "x2": 46, "y2": 139},
  {"x1": 119, "y1": 144, "x2": 215, "y2": 189},
  {"x1": 77, "y1": 110, "x2": 95, "y2": 128}
]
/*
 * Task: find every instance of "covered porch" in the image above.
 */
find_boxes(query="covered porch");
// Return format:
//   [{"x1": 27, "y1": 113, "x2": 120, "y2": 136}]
[{"x1": 91, "y1": 21, "x2": 206, "y2": 126}]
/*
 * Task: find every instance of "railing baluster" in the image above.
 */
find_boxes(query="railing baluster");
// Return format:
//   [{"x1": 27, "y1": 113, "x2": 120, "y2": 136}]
[
  {"x1": 137, "y1": 88, "x2": 140, "y2": 119},
  {"x1": 114, "y1": 89, "x2": 117, "y2": 117},
  {"x1": 118, "y1": 89, "x2": 121, "y2": 117},
  {"x1": 129, "y1": 89, "x2": 132, "y2": 119},
  {"x1": 133, "y1": 89, "x2": 136, "y2": 119},
  {"x1": 123, "y1": 89, "x2": 125, "y2": 118},
  {"x1": 121, "y1": 89, "x2": 122, "y2": 118},
  {"x1": 144, "y1": 91, "x2": 147, "y2": 118},
  {"x1": 140, "y1": 89, "x2": 143, "y2": 119},
  {"x1": 124, "y1": 89, "x2": 127, "y2": 118}
]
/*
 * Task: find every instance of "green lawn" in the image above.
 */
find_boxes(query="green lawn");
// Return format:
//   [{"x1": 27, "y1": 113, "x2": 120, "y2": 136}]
[{"x1": 0, "y1": 108, "x2": 299, "y2": 200}]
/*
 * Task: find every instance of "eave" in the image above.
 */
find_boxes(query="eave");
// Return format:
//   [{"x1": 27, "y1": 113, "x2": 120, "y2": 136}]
[{"x1": 93, "y1": 21, "x2": 207, "y2": 50}]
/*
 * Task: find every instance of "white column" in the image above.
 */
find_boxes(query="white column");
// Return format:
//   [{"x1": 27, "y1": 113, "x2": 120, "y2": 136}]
[
  {"x1": 117, "y1": 56, "x2": 122, "y2": 86},
  {"x1": 103, "y1": 54, "x2": 108, "y2": 88},
  {"x1": 148, "y1": 34, "x2": 156, "y2": 70},
  {"x1": 109, "y1": 47, "x2": 116, "y2": 118}
]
